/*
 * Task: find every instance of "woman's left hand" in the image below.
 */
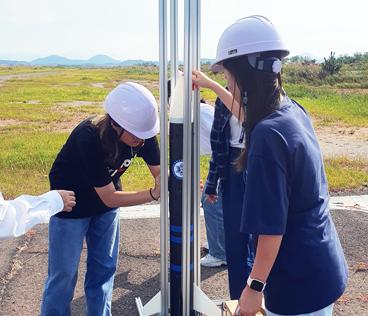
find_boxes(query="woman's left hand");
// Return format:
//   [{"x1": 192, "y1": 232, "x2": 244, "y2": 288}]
[
  {"x1": 192, "y1": 70, "x2": 216, "y2": 90},
  {"x1": 234, "y1": 286, "x2": 263, "y2": 316}
]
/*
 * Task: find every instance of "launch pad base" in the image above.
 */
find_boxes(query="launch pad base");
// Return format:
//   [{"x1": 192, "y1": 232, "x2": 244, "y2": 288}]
[
  {"x1": 136, "y1": 293, "x2": 266, "y2": 316},
  {"x1": 135, "y1": 285, "x2": 225, "y2": 316}
]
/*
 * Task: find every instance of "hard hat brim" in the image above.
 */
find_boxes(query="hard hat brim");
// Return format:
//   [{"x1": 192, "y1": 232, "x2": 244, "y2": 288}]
[
  {"x1": 124, "y1": 117, "x2": 160, "y2": 140},
  {"x1": 210, "y1": 62, "x2": 224, "y2": 73}
]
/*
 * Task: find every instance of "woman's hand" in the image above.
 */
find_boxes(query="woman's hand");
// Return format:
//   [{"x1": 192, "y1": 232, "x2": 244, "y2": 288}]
[
  {"x1": 235, "y1": 286, "x2": 263, "y2": 316},
  {"x1": 192, "y1": 70, "x2": 217, "y2": 90},
  {"x1": 205, "y1": 194, "x2": 218, "y2": 204},
  {"x1": 57, "y1": 190, "x2": 76, "y2": 212},
  {"x1": 200, "y1": 179, "x2": 204, "y2": 192},
  {"x1": 151, "y1": 175, "x2": 161, "y2": 200}
]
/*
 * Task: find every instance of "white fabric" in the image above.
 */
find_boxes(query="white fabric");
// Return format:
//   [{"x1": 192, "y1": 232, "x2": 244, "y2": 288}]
[
  {"x1": 0, "y1": 191, "x2": 63, "y2": 239},
  {"x1": 199, "y1": 103, "x2": 214, "y2": 156},
  {"x1": 104, "y1": 82, "x2": 159, "y2": 139},
  {"x1": 229, "y1": 114, "x2": 245, "y2": 149},
  {"x1": 265, "y1": 304, "x2": 334, "y2": 316},
  {"x1": 211, "y1": 15, "x2": 289, "y2": 72}
]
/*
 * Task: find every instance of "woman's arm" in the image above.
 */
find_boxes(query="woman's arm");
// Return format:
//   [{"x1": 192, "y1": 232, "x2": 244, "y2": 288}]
[
  {"x1": 147, "y1": 164, "x2": 160, "y2": 179},
  {"x1": 148, "y1": 164, "x2": 161, "y2": 201},
  {"x1": 237, "y1": 235, "x2": 283, "y2": 316},
  {"x1": 192, "y1": 70, "x2": 244, "y2": 121},
  {"x1": 0, "y1": 190, "x2": 75, "y2": 239},
  {"x1": 249, "y1": 235, "x2": 283, "y2": 283},
  {"x1": 95, "y1": 175, "x2": 160, "y2": 208}
]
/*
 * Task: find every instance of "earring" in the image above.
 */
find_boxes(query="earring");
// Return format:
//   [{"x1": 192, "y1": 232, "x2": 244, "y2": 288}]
[{"x1": 243, "y1": 91, "x2": 248, "y2": 107}]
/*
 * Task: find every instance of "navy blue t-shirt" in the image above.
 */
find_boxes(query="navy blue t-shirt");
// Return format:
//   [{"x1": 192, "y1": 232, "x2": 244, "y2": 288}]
[{"x1": 241, "y1": 96, "x2": 348, "y2": 315}]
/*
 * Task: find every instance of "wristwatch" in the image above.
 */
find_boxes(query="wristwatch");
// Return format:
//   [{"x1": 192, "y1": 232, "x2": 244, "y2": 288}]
[{"x1": 247, "y1": 277, "x2": 266, "y2": 293}]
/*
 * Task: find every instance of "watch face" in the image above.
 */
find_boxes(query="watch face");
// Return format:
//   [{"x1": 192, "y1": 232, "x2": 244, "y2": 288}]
[{"x1": 250, "y1": 279, "x2": 264, "y2": 292}]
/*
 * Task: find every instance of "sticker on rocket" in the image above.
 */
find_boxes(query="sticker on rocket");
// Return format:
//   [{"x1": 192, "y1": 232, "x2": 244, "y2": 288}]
[{"x1": 172, "y1": 160, "x2": 183, "y2": 180}]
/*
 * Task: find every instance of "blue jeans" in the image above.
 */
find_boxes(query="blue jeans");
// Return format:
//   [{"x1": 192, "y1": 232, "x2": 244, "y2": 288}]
[
  {"x1": 221, "y1": 147, "x2": 255, "y2": 299},
  {"x1": 266, "y1": 304, "x2": 334, "y2": 316},
  {"x1": 201, "y1": 184, "x2": 226, "y2": 261},
  {"x1": 41, "y1": 209, "x2": 120, "y2": 316}
]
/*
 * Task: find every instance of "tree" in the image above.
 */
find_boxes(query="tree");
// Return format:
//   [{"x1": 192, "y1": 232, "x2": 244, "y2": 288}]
[{"x1": 320, "y1": 52, "x2": 342, "y2": 77}]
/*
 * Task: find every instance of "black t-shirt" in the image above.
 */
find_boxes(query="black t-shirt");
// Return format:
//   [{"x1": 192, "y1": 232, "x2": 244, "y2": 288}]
[{"x1": 50, "y1": 119, "x2": 160, "y2": 218}]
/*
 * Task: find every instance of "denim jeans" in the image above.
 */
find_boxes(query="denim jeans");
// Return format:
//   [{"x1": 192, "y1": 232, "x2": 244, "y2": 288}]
[
  {"x1": 40, "y1": 209, "x2": 120, "y2": 316},
  {"x1": 201, "y1": 183, "x2": 226, "y2": 261},
  {"x1": 266, "y1": 304, "x2": 334, "y2": 316},
  {"x1": 221, "y1": 147, "x2": 255, "y2": 300}
]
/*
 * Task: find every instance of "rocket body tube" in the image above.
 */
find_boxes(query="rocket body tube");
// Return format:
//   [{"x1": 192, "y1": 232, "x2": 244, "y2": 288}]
[{"x1": 169, "y1": 76, "x2": 194, "y2": 316}]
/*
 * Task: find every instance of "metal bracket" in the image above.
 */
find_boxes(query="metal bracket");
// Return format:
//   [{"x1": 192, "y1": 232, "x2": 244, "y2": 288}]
[
  {"x1": 193, "y1": 284, "x2": 222, "y2": 316},
  {"x1": 135, "y1": 291, "x2": 162, "y2": 316}
]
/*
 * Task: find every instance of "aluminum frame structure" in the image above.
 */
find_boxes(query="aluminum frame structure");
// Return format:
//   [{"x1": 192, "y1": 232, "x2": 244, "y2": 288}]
[
  {"x1": 136, "y1": 0, "x2": 222, "y2": 315},
  {"x1": 135, "y1": 1, "x2": 169, "y2": 313}
]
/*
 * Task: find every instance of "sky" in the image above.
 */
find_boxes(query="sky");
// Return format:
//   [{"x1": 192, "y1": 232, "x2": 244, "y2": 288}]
[{"x1": 0, "y1": 0, "x2": 367, "y2": 61}]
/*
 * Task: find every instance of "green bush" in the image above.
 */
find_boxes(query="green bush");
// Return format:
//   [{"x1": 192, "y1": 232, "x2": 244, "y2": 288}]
[
  {"x1": 320, "y1": 52, "x2": 342, "y2": 78},
  {"x1": 283, "y1": 63, "x2": 321, "y2": 84},
  {"x1": 337, "y1": 52, "x2": 368, "y2": 64}
]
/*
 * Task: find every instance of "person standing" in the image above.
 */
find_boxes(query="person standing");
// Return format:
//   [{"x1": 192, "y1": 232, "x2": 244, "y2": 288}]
[
  {"x1": 202, "y1": 94, "x2": 255, "y2": 299},
  {"x1": 199, "y1": 102, "x2": 227, "y2": 268},
  {"x1": 193, "y1": 15, "x2": 348, "y2": 316},
  {"x1": 41, "y1": 82, "x2": 161, "y2": 316}
]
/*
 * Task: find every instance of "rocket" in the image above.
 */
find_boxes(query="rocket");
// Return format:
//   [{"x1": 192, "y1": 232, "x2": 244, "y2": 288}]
[{"x1": 169, "y1": 75, "x2": 194, "y2": 316}]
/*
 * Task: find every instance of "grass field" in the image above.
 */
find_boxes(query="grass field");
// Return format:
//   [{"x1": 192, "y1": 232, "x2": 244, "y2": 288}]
[{"x1": 0, "y1": 65, "x2": 367, "y2": 198}]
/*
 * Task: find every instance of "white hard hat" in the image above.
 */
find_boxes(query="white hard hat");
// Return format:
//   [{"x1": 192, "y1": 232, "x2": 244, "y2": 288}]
[
  {"x1": 104, "y1": 82, "x2": 159, "y2": 139},
  {"x1": 211, "y1": 15, "x2": 289, "y2": 72}
]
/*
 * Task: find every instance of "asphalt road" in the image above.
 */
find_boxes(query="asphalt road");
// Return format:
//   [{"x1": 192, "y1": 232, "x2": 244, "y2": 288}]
[{"x1": 0, "y1": 208, "x2": 367, "y2": 315}]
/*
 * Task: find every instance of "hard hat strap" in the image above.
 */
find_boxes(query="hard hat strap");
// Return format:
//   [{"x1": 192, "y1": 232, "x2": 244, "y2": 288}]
[
  {"x1": 110, "y1": 117, "x2": 125, "y2": 138},
  {"x1": 248, "y1": 53, "x2": 282, "y2": 74},
  {"x1": 118, "y1": 128, "x2": 125, "y2": 138}
]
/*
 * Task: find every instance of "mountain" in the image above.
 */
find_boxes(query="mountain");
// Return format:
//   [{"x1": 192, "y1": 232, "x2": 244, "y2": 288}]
[
  {"x1": 30, "y1": 55, "x2": 122, "y2": 66},
  {"x1": 0, "y1": 55, "x2": 214, "y2": 67},
  {"x1": 30, "y1": 55, "x2": 83, "y2": 66},
  {"x1": 86, "y1": 55, "x2": 121, "y2": 65},
  {"x1": 29, "y1": 55, "x2": 130, "y2": 66},
  {"x1": 0, "y1": 60, "x2": 28, "y2": 66}
]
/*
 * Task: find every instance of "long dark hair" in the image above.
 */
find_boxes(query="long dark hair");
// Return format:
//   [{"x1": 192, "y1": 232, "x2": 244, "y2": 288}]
[
  {"x1": 92, "y1": 114, "x2": 121, "y2": 166},
  {"x1": 222, "y1": 51, "x2": 284, "y2": 170}
]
